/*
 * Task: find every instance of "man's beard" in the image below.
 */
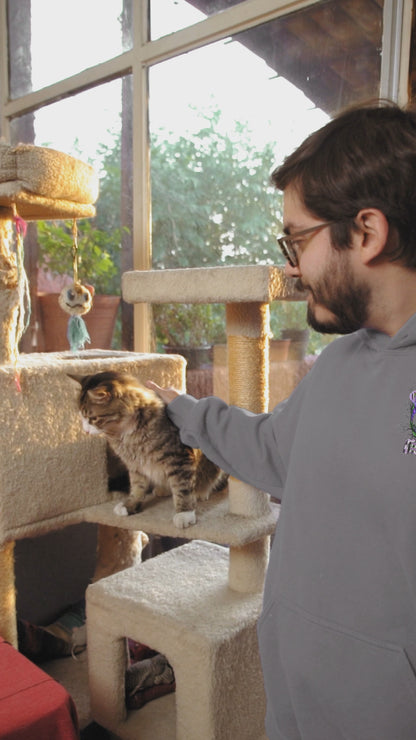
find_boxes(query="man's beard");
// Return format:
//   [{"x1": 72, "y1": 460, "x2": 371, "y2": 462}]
[{"x1": 296, "y1": 254, "x2": 371, "y2": 335}]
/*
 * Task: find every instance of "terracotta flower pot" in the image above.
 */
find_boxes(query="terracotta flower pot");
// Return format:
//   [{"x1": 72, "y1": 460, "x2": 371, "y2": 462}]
[
  {"x1": 163, "y1": 344, "x2": 212, "y2": 370},
  {"x1": 280, "y1": 328, "x2": 310, "y2": 360},
  {"x1": 269, "y1": 338, "x2": 291, "y2": 362},
  {"x1": 37, "y1": 293, "x2": 120, "y2": 352}
]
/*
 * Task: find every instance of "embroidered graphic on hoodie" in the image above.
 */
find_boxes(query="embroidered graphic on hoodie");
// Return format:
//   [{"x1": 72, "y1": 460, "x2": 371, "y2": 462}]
[{"x1": 403, "y1": 390, "x2": 416, "y2": 454}]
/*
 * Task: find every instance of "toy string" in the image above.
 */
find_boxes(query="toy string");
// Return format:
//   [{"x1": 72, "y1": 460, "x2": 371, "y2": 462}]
[
  {"x1": 68, "y1": 219, "x2": 91, "y2": 352},
  {"x1": 72, "y1": 219, "x2": 79, "y2": 285}
]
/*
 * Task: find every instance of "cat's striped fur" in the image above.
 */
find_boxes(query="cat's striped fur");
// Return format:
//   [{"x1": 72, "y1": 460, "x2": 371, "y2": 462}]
[{"x1": 72, "y1": 371, "x2": 228, "y2": 528}]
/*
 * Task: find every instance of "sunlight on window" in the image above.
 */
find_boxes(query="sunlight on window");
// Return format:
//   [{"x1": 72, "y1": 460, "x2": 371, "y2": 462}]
[
  {"x1": 150, "y1": 0, "x2": 206, "y2": 39},
  {"x1": 29, "y1": 0, "x2": 125, "y2": 91},
  {"x1": 30, "y1": 79, "x2": 123, "y2": 170},
  {"x1": 150, "y1": 0, "x2": 248, "y2": 40}
]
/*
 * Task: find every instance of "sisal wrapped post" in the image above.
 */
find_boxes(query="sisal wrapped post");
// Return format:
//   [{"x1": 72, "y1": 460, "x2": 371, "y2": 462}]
[
  {"x1": 0, "y1": 219, "x2": 19, "y2": 366},
  {"x1": 226, "y1": 302, "x2": 271, "y2": 593},
  {"x1": 0, "y1": 541, "x2": 17, "y2": 646}
]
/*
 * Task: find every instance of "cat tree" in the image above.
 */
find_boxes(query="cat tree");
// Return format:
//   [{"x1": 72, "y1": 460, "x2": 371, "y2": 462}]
[
  {"x1": 86, "y1": 265, "x2": 302, "y2": 739},
  {"x1": 0, "y1": 142, "x2": 186, "y2": 654},
  {"x1": 0, "y1": 141, "x2": 302, "y2": 736}
]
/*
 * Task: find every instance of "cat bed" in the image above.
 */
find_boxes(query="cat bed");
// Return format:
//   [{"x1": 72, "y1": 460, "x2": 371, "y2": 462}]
[{"x1": 0, "y1": 142, "x2": 98, "y2": 220}]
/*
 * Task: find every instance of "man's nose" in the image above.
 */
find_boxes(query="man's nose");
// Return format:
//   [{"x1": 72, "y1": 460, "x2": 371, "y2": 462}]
[{"x1": 284, "y1": 260, "x2": 301, "y2": 278}]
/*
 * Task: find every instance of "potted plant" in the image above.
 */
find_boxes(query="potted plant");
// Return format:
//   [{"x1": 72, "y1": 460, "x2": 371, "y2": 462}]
[
  {"x1": 153, "y1": 302, "x2": 226, "y2": 370},
  {"x1": 269, "y1": 302, "x2": 310, "y2": 361},
  {"x1": 36, "y1": 219, "x2": 122, "y2": 351}
]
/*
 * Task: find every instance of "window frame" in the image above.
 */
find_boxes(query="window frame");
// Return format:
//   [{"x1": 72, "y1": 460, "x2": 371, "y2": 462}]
[{"x1": 0, "y1": 0, "x2": 412, "y2": 350}]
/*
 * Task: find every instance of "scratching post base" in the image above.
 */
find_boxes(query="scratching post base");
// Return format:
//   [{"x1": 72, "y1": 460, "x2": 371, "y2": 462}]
[
  {"x1": 87, "y1": 540, "x2": 267, "y2": 740},
  {"x1": 0, "y1": 541, "x2": 17, "y2": 646}
]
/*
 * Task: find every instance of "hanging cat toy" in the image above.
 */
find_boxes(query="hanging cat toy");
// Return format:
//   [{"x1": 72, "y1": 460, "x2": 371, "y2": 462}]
[{"x1": 58, "y1": 220, "x2": 94, "y2": 352}]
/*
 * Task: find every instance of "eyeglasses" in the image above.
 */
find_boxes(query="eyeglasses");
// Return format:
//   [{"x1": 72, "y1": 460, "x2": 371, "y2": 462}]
[{"x1": 276, "y1": 221, "x2": 335, "y2": 268}]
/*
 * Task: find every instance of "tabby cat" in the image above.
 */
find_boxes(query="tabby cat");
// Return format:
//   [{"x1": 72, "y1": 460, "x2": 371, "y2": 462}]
[{"x1": 71, "y1": 371, "x2": 228, "y2": 528}]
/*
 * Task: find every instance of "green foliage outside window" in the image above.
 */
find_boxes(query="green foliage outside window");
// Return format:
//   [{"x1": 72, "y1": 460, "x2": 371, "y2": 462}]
[{"x1": 37, "y1": 107, "x2": 332, "y2": 353}]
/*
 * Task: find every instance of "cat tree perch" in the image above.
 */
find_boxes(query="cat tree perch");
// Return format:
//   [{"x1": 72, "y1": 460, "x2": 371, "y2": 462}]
[
  {"x1": 122, "y1": 264, "x2": 303, "y2": 591},
  {"x1": 0, "y1": 142, "x2": 99, "y2": 367}
]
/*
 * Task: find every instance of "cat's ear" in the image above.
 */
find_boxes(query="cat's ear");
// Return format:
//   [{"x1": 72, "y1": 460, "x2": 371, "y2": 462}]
[
  {"x1": 87, "y1": 388, "x2": 111, "y2": 404},
  {"x1": 67, "y1": 373, "x2": 84, "y2": 385}
]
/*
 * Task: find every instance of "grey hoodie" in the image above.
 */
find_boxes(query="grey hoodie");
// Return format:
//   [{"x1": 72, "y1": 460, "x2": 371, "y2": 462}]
[{"x1": 167, "y1": 314, "x2": 416, "y2": 740}]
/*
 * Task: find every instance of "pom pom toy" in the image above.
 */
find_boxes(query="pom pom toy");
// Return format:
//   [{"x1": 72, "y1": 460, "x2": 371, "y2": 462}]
[
  {"x1": 58, "y1": 220, "x2": 95, "y2": 351},
  {"x1": 58, "y1": 282, "x2": 94, "y2": 317}
]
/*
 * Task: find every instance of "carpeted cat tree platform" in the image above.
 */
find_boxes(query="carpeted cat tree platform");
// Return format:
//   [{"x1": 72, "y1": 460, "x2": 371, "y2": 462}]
[{"x1": 86, "y1": 265, "x2": 302, "y2": 739}]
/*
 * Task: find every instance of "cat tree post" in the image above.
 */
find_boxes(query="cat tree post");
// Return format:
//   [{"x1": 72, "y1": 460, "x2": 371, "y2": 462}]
[
  {"x1": 0, "y1": 217, "x2": 19, "y2": 366},
  {"x1": 0, "y1": 542, "x2": 17, "y2": 647},
  {"x1": 226, "y1": 301, "x2": 272, "y2": 593},
  {"x1": 0, "y1": 217, "x2": 20, "y2": 644}
]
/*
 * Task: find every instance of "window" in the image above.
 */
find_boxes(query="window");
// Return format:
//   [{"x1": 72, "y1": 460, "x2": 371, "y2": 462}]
[{"x1": 0, "y1": 0, "x2": 412, "y2": 355}]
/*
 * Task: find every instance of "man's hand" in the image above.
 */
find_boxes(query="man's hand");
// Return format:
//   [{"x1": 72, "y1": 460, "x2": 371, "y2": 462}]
[{"x1": 146, "y1": 380, "x2": 182, "y2": 405}]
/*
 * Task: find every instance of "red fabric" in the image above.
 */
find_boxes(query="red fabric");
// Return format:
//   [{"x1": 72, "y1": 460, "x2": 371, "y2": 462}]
[{"x1": 0, "y1": 637, "x2": 79, "y2": 739}]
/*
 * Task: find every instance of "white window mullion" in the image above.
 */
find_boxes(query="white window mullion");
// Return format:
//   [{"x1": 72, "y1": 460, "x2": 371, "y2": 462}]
[
  {"x1": 132, "y1": 0, "x2": 152, "y2": 351},
  {"x1": 141, "y1": 0, "x2": 321, "y2": 67},
  {"x1": 3, "y1": 51, "x2": 134, "y2": 121}
]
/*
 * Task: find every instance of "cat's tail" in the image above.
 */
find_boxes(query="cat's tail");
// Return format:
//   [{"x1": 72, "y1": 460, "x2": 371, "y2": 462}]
[
  {"x1": 195, "y1": 453, "x2": 229, "y2": 499},
  {"x1": 211, "y1": 469, "x2": 229, "y2": 493}
]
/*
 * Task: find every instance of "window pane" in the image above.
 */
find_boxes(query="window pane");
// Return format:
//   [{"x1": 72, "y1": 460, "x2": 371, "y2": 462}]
[
  {"x1": 8, "y1": 0, "x2": 126, "y2": 97},
  {"x1": 19, "y1": 80, "x2": 122, "y2": 161},
  {"x1": 149, "y1": 0, "x2": 383, "y2": 359},
  {"x1": 150, "y1": 0, "x2": 247, "y2": 40},
  {"x1": 150, "y1": 0, "x2": 383, "y2": 269}
]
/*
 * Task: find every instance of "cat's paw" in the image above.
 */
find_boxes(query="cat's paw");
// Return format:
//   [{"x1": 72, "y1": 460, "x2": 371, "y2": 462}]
[
  {"x1": 173, "y1": 510, "x2": 196, "y2": 528},
  {"x1": 113, "y1": 502, "x2": 129, "y2": 516}
]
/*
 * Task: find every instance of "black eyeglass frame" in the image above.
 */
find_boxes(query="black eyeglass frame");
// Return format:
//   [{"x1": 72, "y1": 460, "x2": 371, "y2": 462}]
[{"x1": 276, "y1": 221, "x2": 336, "y2": 267}]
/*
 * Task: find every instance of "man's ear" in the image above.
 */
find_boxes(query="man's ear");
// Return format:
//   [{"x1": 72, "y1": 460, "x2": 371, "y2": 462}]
[{"x1": 354, "y1": 208, "x2": 390, "y2": 265}]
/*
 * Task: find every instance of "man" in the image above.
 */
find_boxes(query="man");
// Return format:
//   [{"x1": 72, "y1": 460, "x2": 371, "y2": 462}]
[{"x1": 148, "y1": 102, "x2": 416, "y2": 739}]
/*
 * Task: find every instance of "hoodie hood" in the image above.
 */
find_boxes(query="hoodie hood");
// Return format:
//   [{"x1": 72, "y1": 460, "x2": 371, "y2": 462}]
[{"x1": 355, "y1": 311, "x2": 416, "y2": 351}]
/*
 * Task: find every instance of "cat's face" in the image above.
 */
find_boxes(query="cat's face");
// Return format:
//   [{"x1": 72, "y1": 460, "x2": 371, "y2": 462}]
[
  {"x1": 80, "y1": 413, "x2": 102, "y2": 436},
  {"x1": 70, "y1": 371, "x2": 159, "y2": 438}
]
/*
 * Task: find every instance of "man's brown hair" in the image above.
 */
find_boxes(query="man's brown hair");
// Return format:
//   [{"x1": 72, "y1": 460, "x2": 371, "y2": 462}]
[{"x1": 271, "y1": 101, "x2": 416, "y2": 266}]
